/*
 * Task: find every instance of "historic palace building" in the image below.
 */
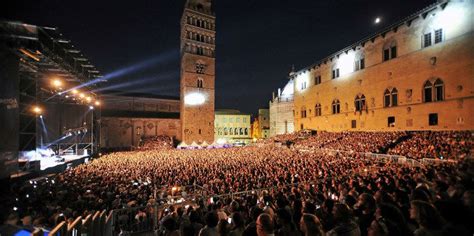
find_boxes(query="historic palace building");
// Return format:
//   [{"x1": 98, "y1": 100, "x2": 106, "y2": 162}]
[
  {"x1": 214, "y1": 109, "x2": 251, "y2": 144},
  {"x1": 180, "y1": 0, "x2": 216, "y2": 145},
  {"x1": 269, "y1": 76, "x2": 295, "y2": 137},
  {"x1": 293, "y1": 0, "x2": 473, "y2": 132}
]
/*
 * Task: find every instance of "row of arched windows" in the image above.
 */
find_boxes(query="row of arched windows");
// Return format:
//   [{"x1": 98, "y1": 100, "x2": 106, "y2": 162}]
[
  {"x1": 187, "y1": 31, "x2": 215, "y2": 44},
  {"x1": 187, "y1": 16, "x2": 215, "y2": 30},
  {"x1": 184, "y1": 43, "x2": 215, "y2": 57},
  {"x1": 217, "y1": 127, "x2": 249, "y2": 136},
  {"x1": 299, "y1": 79, "x2": 445, "y2": 117}
]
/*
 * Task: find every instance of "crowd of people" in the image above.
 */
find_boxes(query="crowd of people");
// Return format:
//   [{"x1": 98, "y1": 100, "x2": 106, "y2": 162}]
[
  {"x1": 138, "y1": 135, "x2": 174, "y2": 150},
  {"x1": 387, "y1": 131, "x2": 473, "y2": 160},
  {"x1": 1, "y1": 138, "x2": 473, "y2": 235},
  {"x1": 265, "y1": 130, "x2": 472, "y2": 159}
]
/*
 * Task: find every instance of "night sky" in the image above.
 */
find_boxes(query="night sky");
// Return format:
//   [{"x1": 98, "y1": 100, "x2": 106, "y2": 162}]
[{"x1": 2, "y1": 0, "x2": 434, "y2": 115}]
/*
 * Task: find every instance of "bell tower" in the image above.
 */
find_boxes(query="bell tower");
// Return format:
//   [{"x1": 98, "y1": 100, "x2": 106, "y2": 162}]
[{"x1": 180, "y1": 0, "x2": 216, "y2": 145}]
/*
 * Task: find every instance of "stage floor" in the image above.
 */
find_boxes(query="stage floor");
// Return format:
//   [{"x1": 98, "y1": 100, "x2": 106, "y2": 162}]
[{"x1": 13, "y1": 154, "x2": 89, "y2": 179}]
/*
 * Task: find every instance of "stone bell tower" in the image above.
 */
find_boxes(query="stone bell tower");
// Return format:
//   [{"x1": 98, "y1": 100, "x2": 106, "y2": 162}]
[{"x1": 180, "y1": 0, "x2": 216, "y2": 145}]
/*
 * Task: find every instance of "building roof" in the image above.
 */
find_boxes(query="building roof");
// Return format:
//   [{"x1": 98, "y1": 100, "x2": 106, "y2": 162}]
[
  {"x1": 101, "y1": 90, "x2": 180, "y2": 101},
  {"x1": 215, "y1": 109, "x2": 250, "y2": 115}
]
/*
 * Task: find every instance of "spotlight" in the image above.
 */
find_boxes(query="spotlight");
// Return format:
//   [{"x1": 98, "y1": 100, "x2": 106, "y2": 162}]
[
  {"x1": 79, "y1": 93, "x2": 85, "y2": 98},
  {"x1": 86, "y1": 97, "x2": 92, "y2": 103},
  {"x1": 51, "y1": 78, "x2": 62, "y2": 88},
  {"x1": 40, "y1": 115, "x2": 43, "y2": 119},
  {"x1": 33, "y1": 106, "x2": 42, "y2": 115},
  {"x1": 94, "y1": 101, "x2": 101, "y2": 106},
  {"x1": 89, "y1": 106, "x2": 94, "y2": 110},
  {"x1": 72, "y1": 89, "x2": 78, "y2": 95}
]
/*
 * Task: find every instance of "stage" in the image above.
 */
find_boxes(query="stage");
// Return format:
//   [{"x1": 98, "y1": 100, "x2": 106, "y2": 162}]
[{"x1": 11, "y1": 154, "x2": 91, "y2": 180}]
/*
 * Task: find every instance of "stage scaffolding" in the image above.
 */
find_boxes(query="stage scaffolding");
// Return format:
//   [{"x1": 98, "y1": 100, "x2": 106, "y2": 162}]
[{"x1": 0, "y1": 21, "x2": 103, "y2": 178}]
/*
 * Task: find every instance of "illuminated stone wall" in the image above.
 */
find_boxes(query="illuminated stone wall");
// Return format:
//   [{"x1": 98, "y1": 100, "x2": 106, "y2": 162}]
[
  {"x1": 270, "y1": 79, "x2": 295, "y2": 136},
  {"x1": 100, "y1": 94, "x2": 181, "y2": 149},
  {"x1": 214, "y1": 110, "x2": 251, "y2": 144},
  {"x1": 293, "y1": 1, "x2": 474, "y2": 131},
  {"x1": 101, "y1": 118, "x2": 180, "y2": 149}
]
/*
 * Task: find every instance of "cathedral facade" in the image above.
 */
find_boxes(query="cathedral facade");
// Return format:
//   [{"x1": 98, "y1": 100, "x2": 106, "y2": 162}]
[
  {"x1": 292, "y1": 0, "x2": 473, "y2": 132},
  {"x1": 180, "y1": 0, "x2": 216, "y2": 144}
]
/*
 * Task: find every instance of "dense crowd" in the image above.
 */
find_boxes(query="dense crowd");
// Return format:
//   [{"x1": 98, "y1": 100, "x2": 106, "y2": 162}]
[
  {"x1": 387, "y1": 131, "x2": 473, "y2": 160},
  {"x1": 2, "y1": 140, "x2": 473, "y2": 235},
  {"x1": 139, "y1": 135, "x2": 174, "y2": 150},
  {"x1": 293, "y1": 132, "x2": 405, "y2": 154},
  {"x1": 266, "y1": 131, "x2": 472, "y2": 159}
]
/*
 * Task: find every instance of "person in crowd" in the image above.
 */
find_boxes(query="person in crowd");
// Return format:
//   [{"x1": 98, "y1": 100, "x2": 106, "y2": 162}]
[
  {"x1": 256, "y1": 213, "x2": 274, "y2": 236},
  {"x1": 409, "y1": 201, "x2": 445, "y2": 236},
  {"x1": 327, "y1": 204, "x2": 360, "y2": 236},
  {"x1": 300, "y1": 213, "x2": 325, "y2": 236},
  {"x1": 199, "y1": 211, "x2": 219, "y2": 236}
]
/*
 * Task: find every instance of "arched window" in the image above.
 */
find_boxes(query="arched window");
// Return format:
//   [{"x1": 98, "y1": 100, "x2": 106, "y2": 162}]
[
  {"x1": 197, "y1": 78, "x2": 203, "y2": 88},
  {"x1": 230, "y1": 128, "x2": 233, "y2": 135},
  {"x1": 315, "y1": 103, "x2": 322, "y2": 116},
  {"x1": 416, "y1": 79, "x2": 445, "y2": 104},
  {"x1": 332, "y1": 99, "x2": 340, "y2": 114},
  {"x1": 239, "y1": 128, "x2": 243, "y2": 135},
  {"x1": 224, "y1": 128, "x2": 228, "y2": 135},
  {"x1": 434, "y1": 79, "x2": 444, "y2": 101},
  {"x1": 384, "y1": 88, "x2": 398, "y2": 107},
  {"x1": 301, "y1": 106, "x2": 307, "y2": 118},
  {"x1": 355, "y1": 94, "x2": 366, "y2": 112},
  {"x1": 234, "y1": 128, "x2": 238, "y2": 136},
  {"x1": 244, "y1": 128, "x2": 248, "y2": 135},
  {"x1": 424, "y1": 81, "x2": 433, "y2": 102}
]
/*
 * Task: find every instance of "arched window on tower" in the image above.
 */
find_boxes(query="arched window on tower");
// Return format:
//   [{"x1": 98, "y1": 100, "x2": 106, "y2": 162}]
[
  {"x1": 244, "y1": 128, "x2": 248, "y2": 135},
  {"x1": 224, "y1": 128, "x2": 228, "y2": 135},
  {"x1": 240, "y1": 128, "x2": 243, "y2": 135},
  {"x1": 234, "y1": 128, "x2": 238, "y2": 136},
  {"x1": 197, "y1": 78, "x2": 203, "y2": 88},
  {"x1": 332, "y1": 99, "x2": 341, "y2": 114},
  {"x1": 354, "y1": 94, "x2": 366, "y2": 112},
  {"x1": 230, "y1": 128, "x2": 233, "y2": 135}
]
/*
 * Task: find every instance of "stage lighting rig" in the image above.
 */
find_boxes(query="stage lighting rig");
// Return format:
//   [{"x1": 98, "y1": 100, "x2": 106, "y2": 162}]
[{"x1": 32, "y1": 106, "x2": 42, "y2": 115}]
